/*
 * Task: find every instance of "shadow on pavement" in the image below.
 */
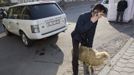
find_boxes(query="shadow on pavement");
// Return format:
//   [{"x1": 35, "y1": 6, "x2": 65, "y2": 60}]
[
  {"x1": 109, "y1": 20, "x2": 134, "y2": 38},
  {"x1": 0, "y1": 35, "x2": 64, "y2": 75}
]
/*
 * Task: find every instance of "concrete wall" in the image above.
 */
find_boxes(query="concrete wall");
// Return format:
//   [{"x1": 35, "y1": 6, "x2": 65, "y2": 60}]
[
  {"x1": 10, "y1": 0, "x2": 95, "y2": 3},
  {"x1": 11, "y1": 0, "x2": 38, "y2": 3}
]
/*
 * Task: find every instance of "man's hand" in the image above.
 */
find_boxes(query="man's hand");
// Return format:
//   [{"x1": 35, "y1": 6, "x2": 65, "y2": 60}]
[{"x1": 91, "y1": 14, "x2": 99, "y2": 23}]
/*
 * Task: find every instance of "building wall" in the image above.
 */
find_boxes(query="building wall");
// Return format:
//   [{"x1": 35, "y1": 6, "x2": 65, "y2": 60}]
[
  {"x1": 11, "y1": 0, "x2": 37, "y2": 3},
  {"x1": 10, "y1": 0, "x2": 17, "y2": 3},
  {"x1": 0, "y1": 0, "x2": 11, "y2": 3},
  {"x1": 10, "y1": 0, "x2": 89, "y2": 3}
]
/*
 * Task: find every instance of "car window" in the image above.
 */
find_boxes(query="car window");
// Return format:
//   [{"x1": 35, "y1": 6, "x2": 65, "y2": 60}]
[
  {"x1": 16, "y1": 6, "x2": 24, "y2": 19},
  {"x1": 8, "y1": 7, "x2": 17, "y2": 19},
  {"x1": 12, "y1": 7, "x2": 18, "y2": 19},
  {"x1": 8, "y1": 8, "x2": 13, "y2": 18},
  {"x1": 21, "y1": 7, "x2": 31, "y2": 20},
  {"x1": 8, "y1": 6, "x2": 24, "y2": 19},
  {"x1": 28, "y1": 3, "x2": 63, "y2": 20}
]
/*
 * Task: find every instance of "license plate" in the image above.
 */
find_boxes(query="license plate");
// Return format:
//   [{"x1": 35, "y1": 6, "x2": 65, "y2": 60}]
[{"x1": 46, "y1": 19, "x2": 60, "y2": 27}]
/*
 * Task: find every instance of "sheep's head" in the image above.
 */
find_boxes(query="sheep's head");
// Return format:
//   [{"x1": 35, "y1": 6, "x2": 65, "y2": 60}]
[
  {"x1": 96, "y1": 51, "x2": 109, "y2": 61},
  {"x1": 102, "y1": 52, "x2": 109, "y2": 59},
  {"x1": 99, "y1": 52, "x2": 110, "y2": 65}
]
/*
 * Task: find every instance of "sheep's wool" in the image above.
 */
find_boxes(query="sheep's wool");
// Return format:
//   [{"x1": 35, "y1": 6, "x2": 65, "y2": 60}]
[{"x1": 79, "y1": 46, "x2": 109, "y2": 66}]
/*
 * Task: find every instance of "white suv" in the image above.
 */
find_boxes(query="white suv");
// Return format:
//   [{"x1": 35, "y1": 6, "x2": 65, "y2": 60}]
[{"x1": 2, "y1": 1, "x2": 67, "y2": 46}]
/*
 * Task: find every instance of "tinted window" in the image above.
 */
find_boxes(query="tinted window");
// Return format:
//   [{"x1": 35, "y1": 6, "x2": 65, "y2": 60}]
[
  {"x1": 8, "y1": 6, "x2": 24, "y2": 19},
  {"x1": 10, "y1": 7, "x2": 18, "y2": 19},
  {"x1": 7, "y1": 8, "x2": 13, "y2": 18},
  {"x1": 28, "y1": 3, "x2": 63, "y2": 20},
  {"x1": 16, "y1": 6, "x2": 24, "y2": 19},
  {"x1": 21, "y1": 7, "x2": 31, "y2": 19}
]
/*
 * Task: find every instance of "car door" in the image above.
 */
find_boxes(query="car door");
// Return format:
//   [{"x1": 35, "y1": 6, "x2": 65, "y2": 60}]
[
  {"x1": 4, "y1": 7, "x2": 15, "y2": 33},
  {"x1": 10, "y1": 7, "x2": 24, "y2": 35},
  {"x1": 12, "y1": 6, "x2": 24, "y2": 35},
  {"x1": 6, "y1": 7, "x2": 19, "y2": 34}
]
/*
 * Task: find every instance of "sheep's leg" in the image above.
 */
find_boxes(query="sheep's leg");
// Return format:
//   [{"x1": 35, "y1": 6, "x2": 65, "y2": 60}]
[
  {"x1": 83, "y1": 62, "x2": 90, "y2": 75},
  {"x1": 91, "y1": 66, "x2": 94, "y2": 75},
  {"x1": 88, "y1": 66, "x2": 95, "y2": 75}
]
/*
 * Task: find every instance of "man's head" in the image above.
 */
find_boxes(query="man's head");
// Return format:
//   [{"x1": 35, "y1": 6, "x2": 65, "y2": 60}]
[{"x1": 92, "y1": 4, "x2": 108, "y2": 18}]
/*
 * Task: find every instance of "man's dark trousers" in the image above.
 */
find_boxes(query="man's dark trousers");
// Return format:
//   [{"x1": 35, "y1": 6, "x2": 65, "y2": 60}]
[
  {"x1": 116, "y1": 11, "x2": 124, "y2": 23},
  {"x1": 72, "y1": 39, "x2": 91, "y2": 75}
]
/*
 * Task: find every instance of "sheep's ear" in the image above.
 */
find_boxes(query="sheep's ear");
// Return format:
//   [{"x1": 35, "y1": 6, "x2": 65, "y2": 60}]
[{"x1": 104, "y1": 52, "x2": 110, "y2": 58}]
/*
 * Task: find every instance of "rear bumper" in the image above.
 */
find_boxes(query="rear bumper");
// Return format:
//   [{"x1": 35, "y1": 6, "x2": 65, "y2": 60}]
[{"x1": 28, "y1": 26, "x2": 67, "y2": 40}]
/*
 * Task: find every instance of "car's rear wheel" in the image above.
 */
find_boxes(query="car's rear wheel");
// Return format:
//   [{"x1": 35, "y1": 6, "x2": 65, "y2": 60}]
[{"x1": 20, "y1": 32, "x2": 31, "y2": 47}]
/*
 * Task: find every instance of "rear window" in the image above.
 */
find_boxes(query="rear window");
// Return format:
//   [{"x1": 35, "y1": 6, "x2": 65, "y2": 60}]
[{"x1": 28, "y1": 3, "x2": 63, "y2": 20}]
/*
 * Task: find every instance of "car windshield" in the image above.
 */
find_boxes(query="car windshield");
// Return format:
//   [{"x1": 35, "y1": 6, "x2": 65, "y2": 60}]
[{"x1": 28, "y1": 3, "x2": 63, "y2": 20}]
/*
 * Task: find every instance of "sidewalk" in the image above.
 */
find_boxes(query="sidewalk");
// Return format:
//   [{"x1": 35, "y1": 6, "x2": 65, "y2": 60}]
[{"x1": 98, "y1": 38, "x2": 134, "y2": 75}]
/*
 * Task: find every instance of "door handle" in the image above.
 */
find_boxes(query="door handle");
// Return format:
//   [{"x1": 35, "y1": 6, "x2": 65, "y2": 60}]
[{"x1": 9, "y1": 22, "x2": 12, "y2": 24}]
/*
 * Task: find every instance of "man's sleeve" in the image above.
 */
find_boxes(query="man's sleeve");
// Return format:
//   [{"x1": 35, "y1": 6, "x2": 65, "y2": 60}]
[
  {"x1": 117, "y1": 2, "x2": 120, "y2": 8},
  {"x1": 125, "y1": 1, "x2": 128, "y2": 9},
  {"x1": 76, "y1": 15, "x2": 94, "y2": 33}
]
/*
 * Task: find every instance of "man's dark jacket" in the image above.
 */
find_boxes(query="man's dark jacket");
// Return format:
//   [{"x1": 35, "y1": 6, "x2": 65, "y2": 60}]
[
  {"x1": 117, "y1": 0, "x2": 128, "y2": 12},
  {"x1": 71, "y1": 12, "x2": 98, "y2": 47}
]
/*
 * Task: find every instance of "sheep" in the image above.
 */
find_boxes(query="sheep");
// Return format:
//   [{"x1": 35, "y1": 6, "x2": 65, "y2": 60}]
[{"x1": 79, "y1": 46, "x2": 110, "y2": 67}]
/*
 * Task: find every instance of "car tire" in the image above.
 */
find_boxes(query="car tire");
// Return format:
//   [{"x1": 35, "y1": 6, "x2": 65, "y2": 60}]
[{"x1": 20, "y1": 32, "x2": 32, "y2": 47}]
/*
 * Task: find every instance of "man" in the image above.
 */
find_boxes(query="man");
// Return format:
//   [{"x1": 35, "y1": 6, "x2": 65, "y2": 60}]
[
  {"x1": 0, "y1": 9, "x2": 7, "y2": 19},
  {"x1": 116, "y1": 0, "x2": 128, "y2": 23},
  {"x1": 71, "y1": 4, "x2": 107, "y2": 75}
]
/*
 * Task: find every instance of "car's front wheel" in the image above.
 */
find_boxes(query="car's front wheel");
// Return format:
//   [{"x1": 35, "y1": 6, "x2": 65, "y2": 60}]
[{"x1": 20, "y1": 32, "x2": 31, "y2": 47}]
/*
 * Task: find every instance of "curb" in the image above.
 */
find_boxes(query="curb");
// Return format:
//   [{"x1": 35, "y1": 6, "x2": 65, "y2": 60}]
[
  {"x1": 0, "y1": 32, "x2": 6, "y2": 38},
  {"x1": 98, "y1": 37, "x2": 134, "y2": 75}
]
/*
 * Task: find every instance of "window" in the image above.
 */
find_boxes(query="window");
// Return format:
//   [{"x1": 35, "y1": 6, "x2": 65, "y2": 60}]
[
  {"x1": 12, "y1": 7, "x2": 18, "y2": 19},
  {"x1": 21, "y1": 7, "x2": 31, "y2": 20},
  {"x1": 16, "y1": 6, "x2": 24, "y2": 19},
  {"x1": 8, "y1": 6, "x2": 24, "y2": 19},
  {"x1": 28, "y1": 3, "x2": 63, "y2": 20},
  {"x1": 8, "y1": 8, "x2": 13, "y2": 18}
]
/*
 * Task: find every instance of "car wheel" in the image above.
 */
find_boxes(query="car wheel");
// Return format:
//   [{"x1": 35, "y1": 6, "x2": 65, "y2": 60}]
[{"x1": 20, "y1": 32, "x2": 31, "y2": 47}]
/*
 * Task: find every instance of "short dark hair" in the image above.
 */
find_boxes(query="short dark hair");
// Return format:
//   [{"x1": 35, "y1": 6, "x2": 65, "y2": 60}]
[{"x1": 92, "y1": 4, "x2": 108, "y2": 14}]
